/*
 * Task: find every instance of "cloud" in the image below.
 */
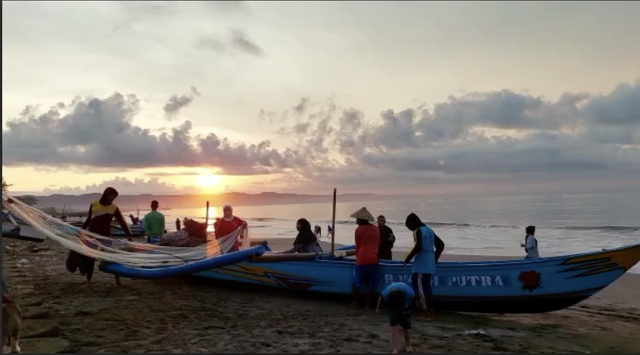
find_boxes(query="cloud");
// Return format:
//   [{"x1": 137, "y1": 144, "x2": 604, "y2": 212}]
[
  {"x1": 2, "y1": 92, "x2": 304, "y2": 175},
  {"x1": 202, "y1": 1, "x2": 247, "y2": 14},
  {"x1": 199, "y1": 30, "x2": 264, "y2": 57},
  {"x1": 582, "y1": 81, "x2": 640, "y2": 126},
  {"x1": 163, "y1": 86, "x2": 201, "y2": 119},
  {"x1": 230, "y1": 30, "x2": 263, "y2": 56},
  {"x1": 145, "y1": 171, "x2": 203, "y2": 177},
  {"x1": 271, "y1": 80, "x2": 640, "y2": 190},
  {"x1": 4, "y1": 80, "x2": 640, "y2": 195},
  {"x1": 43, "y1": 177, "x2": 196, "y2": 195}
]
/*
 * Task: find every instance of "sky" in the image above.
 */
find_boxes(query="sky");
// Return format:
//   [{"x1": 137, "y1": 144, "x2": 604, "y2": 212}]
[{"x1": 2, "y1": 1, "x2": 640, "y2": 197}]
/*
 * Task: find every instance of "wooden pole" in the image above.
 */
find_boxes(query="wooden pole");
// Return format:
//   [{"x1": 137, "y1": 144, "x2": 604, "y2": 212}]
[
  {"x1": 331, "y1": 188, "x2": 337, "y2": 255},
  {"x1": 205, "y1": 201, "x2": 210, "y2": 229}
]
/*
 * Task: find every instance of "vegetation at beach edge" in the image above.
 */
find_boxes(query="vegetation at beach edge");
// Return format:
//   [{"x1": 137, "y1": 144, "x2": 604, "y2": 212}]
[{"x1": 3, "y1": 177, "x2": 38, "y2": 206}]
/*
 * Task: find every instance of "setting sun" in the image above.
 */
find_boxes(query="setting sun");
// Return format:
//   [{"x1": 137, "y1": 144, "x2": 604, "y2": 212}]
[{"x1": 196, "y1": 174, "x2": 222, "y2": 190}]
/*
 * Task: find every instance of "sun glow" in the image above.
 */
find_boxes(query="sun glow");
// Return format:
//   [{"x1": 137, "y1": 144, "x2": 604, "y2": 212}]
[{"x1": 196, "y1": 173, "x2": 223, "y2": 191}]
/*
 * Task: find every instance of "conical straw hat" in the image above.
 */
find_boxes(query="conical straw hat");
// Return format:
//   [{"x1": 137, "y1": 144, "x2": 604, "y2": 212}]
[{"x1": 350, "y1": 207, "x2": 375, "y2": 221}]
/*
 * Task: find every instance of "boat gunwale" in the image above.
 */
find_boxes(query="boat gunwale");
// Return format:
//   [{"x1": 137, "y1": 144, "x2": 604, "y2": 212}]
[{"x1": 263, "y1": 243, "x2": 640, "y2": 270}]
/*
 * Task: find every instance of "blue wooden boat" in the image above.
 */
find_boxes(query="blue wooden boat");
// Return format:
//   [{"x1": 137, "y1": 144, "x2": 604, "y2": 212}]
[
  {"x1": 194, "y1": 243, "x2": 640, "y2": 313},
  {"x1": 2, "y1": 212, "x2": 46, "y2": 243}
]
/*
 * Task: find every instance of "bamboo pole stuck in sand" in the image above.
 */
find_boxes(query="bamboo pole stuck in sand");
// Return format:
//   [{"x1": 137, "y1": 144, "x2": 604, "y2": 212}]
[
  {"x1": 331, "y1": 188, "x2": 337, "y2": 255},
  {"x1": 205, "y1": 201, "x2": 210, "y2": 229}
]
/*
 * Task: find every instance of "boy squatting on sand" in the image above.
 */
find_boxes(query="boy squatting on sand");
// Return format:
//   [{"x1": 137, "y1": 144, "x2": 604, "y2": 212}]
[{"x1": 377, "y1": 282, "x2": 416, "y2": 354}]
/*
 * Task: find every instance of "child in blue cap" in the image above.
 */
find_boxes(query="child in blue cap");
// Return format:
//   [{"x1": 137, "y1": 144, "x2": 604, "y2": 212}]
[{"x1": 377, "y1": 282, "x2": 416, "y2": 353}]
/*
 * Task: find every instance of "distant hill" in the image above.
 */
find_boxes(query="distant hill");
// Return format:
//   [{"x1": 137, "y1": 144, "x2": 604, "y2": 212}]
[{"x1": 21, "y1": 192, "x2": 416, "y2": 212}]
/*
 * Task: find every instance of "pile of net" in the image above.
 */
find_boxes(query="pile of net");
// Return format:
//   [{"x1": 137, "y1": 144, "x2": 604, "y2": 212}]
[{"x1": 2, "y1": 191, "x2": 252, "y2": 267}]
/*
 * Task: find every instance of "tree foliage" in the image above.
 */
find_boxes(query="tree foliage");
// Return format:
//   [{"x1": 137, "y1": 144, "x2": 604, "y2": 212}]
[{"x1": 2, "y1": 177, "x2": 10, "y2": 191}]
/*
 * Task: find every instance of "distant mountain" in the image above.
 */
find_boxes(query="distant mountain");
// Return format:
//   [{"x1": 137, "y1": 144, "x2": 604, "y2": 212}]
[{"x1": 22, "y1": 192, "x2": 416, "y2": 212}]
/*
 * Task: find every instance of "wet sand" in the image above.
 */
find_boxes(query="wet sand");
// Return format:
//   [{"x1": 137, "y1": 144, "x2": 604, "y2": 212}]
[{"x1": 2, "y1": 236, "x2": 640, "y2": 353}]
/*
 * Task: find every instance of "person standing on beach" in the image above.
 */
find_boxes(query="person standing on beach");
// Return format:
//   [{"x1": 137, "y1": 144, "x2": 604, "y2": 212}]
[
  {"x1": 521, "y1": 225, "x2": 539, "y2": 259},
  {"x1": 66, "y1": 187, "x2": 132, "y2": 287},
  {"x1": 215, "y1": 205, "x2": 247, "y2": 252},
  {"x1": 143, "y1": 200, "x2": 165, "y2": 243},
  {"x1": 378, "y1": 215, "x2": 396, "y2": 260},
  {"x1": 403, "y1": 213, "x2": 445, "y2": 319},
  {"x1": 351, "y1": 207, "x2": 381, "y2": 309},
  {"x1": 377, "y1": 282, "x2": 416, "y2": 354}
]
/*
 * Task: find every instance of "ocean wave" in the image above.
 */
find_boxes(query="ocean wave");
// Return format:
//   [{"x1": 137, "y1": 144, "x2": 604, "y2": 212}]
[
  {"x1": 243, "y1": 217, "x2": 639, "y2": 233},
  {"x1": 174, "y1": 216, "x2": 638, "y2": 233}
]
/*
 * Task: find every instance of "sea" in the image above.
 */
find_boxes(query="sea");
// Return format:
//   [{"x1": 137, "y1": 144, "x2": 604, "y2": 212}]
[{"x1": 123, "y1": 192, "x2": 640, "y2": 274}]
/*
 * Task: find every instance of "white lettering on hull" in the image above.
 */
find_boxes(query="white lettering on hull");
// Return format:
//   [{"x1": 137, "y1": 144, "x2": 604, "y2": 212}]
[{"x1": 383, "y1": 274, "x2": 505, "y2": 287}]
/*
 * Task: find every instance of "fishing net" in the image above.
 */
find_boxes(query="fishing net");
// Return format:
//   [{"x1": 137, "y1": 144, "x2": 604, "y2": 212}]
[{"x1": 2, "y1": 191, "x2": 251, "y2": 267}]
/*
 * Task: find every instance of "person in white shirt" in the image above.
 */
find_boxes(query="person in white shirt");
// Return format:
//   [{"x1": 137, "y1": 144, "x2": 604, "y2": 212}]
[{"x1": 521, "y1": 225, "x2": 540, "y2": 259}]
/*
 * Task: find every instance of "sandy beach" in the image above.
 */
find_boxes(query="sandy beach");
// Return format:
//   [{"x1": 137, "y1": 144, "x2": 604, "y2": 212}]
[{"x1": 3, "y1": 236, "x2": 640, "y2": 353}]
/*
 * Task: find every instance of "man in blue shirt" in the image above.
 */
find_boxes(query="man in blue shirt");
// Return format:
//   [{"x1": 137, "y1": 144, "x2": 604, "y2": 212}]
[{"x1": 377, "y1": 282, "x2": 416, "y2": 354}]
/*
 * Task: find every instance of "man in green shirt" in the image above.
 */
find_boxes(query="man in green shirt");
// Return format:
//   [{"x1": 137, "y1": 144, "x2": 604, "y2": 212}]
[{"x1": 143, "y1": 200, "x2": 165, "y2": 243}]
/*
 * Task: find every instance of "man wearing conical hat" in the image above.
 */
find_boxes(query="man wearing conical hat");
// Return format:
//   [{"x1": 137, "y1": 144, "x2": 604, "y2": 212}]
[
  {"x1": 350, "y1": 206, "x2": 381, "y2": 309},
  {"x1": 350, "y1": 207, "x2": 375, "y2": 221}
]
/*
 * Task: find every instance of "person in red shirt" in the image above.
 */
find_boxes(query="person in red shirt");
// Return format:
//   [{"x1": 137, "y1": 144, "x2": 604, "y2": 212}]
[
  {"x1": 214, "y1": 205, "x2": 247, "y2": 252},
  {"x1": 350, "y1": 207, "x2": 381, "y2": 309}
]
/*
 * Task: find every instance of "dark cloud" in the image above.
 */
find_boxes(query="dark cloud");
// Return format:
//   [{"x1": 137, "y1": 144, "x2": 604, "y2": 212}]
[
  {"x1": 163, "y1": 86, "x2": 201, "y2": 119},
  {"x1": 198, "y1": 30, "x2": 264, "y2": 57},
  {"x1": 272, "y1": 81, "x2": 640, "y2": 188},
  {"x1": 292, "y1": 97, "x2": 311, "y2": 116},
  {"x1": 582, "y1": 80, "x2": 640, "y2": 126},
  {"x1": 2, "y1": 92, "x2": 303, "y2": 175},
  {"x1": 230, "y1": 30, "x2": 263, "y2": 56},
  {"x1": 4, "y1": 81, "x2": 640, "y2": 195}
]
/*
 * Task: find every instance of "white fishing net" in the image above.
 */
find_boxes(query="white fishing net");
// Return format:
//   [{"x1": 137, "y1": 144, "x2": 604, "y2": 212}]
[{"x1": 2, "y1": 191, "x2": 251, "y2": 267}]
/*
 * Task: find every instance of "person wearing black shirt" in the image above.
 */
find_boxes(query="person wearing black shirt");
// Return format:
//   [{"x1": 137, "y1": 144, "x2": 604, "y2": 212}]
[{"x1": 377, "y1": 215, "x2": 396, "y2": 260}]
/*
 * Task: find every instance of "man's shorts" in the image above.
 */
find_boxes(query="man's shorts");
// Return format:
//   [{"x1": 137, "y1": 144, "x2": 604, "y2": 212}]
[
  {"x1": 388, "y1": 309, "x2": 412, "y2": 329},
  {"x1": 353, "y1": 264, "x2": 379, "y2": 288}
]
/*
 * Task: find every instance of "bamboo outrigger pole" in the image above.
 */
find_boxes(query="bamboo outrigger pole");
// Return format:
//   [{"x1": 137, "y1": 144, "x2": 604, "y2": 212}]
[
  {"x1": 331, "y1": 188, "x2": 337, "y2": 255},
  {"x1": 205, "y1": 201, "x2": 210, "y2": 230}
]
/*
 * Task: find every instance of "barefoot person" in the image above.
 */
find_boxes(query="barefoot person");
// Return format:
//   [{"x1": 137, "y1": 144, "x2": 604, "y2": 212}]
[
  {"x1": 66, "y1": 187, "x2": 133, "y2": 287},
  {"x1": 351, "y1": 207, "x2": 380, "y2": 309},
  {"x1": 143, "y1": 200, "x2": 165, "y2": 243},
  {"x1": 214, "y1": 205, "x2": 247, "y2": 252},
  {"x1": 403, "y1": 212, "x2": 444, "y2": 319},
  {"x1": 521, "y1": 225, "x2": 540, "y2": 259},
  {"x1": 377, "y1": 282, "x2": 416, "y2": 354}
]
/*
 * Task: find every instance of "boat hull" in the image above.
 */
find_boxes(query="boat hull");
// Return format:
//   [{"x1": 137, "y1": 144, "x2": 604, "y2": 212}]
[{"x1": 195, "y1": 243, "x2": 640, "y2": 313}]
